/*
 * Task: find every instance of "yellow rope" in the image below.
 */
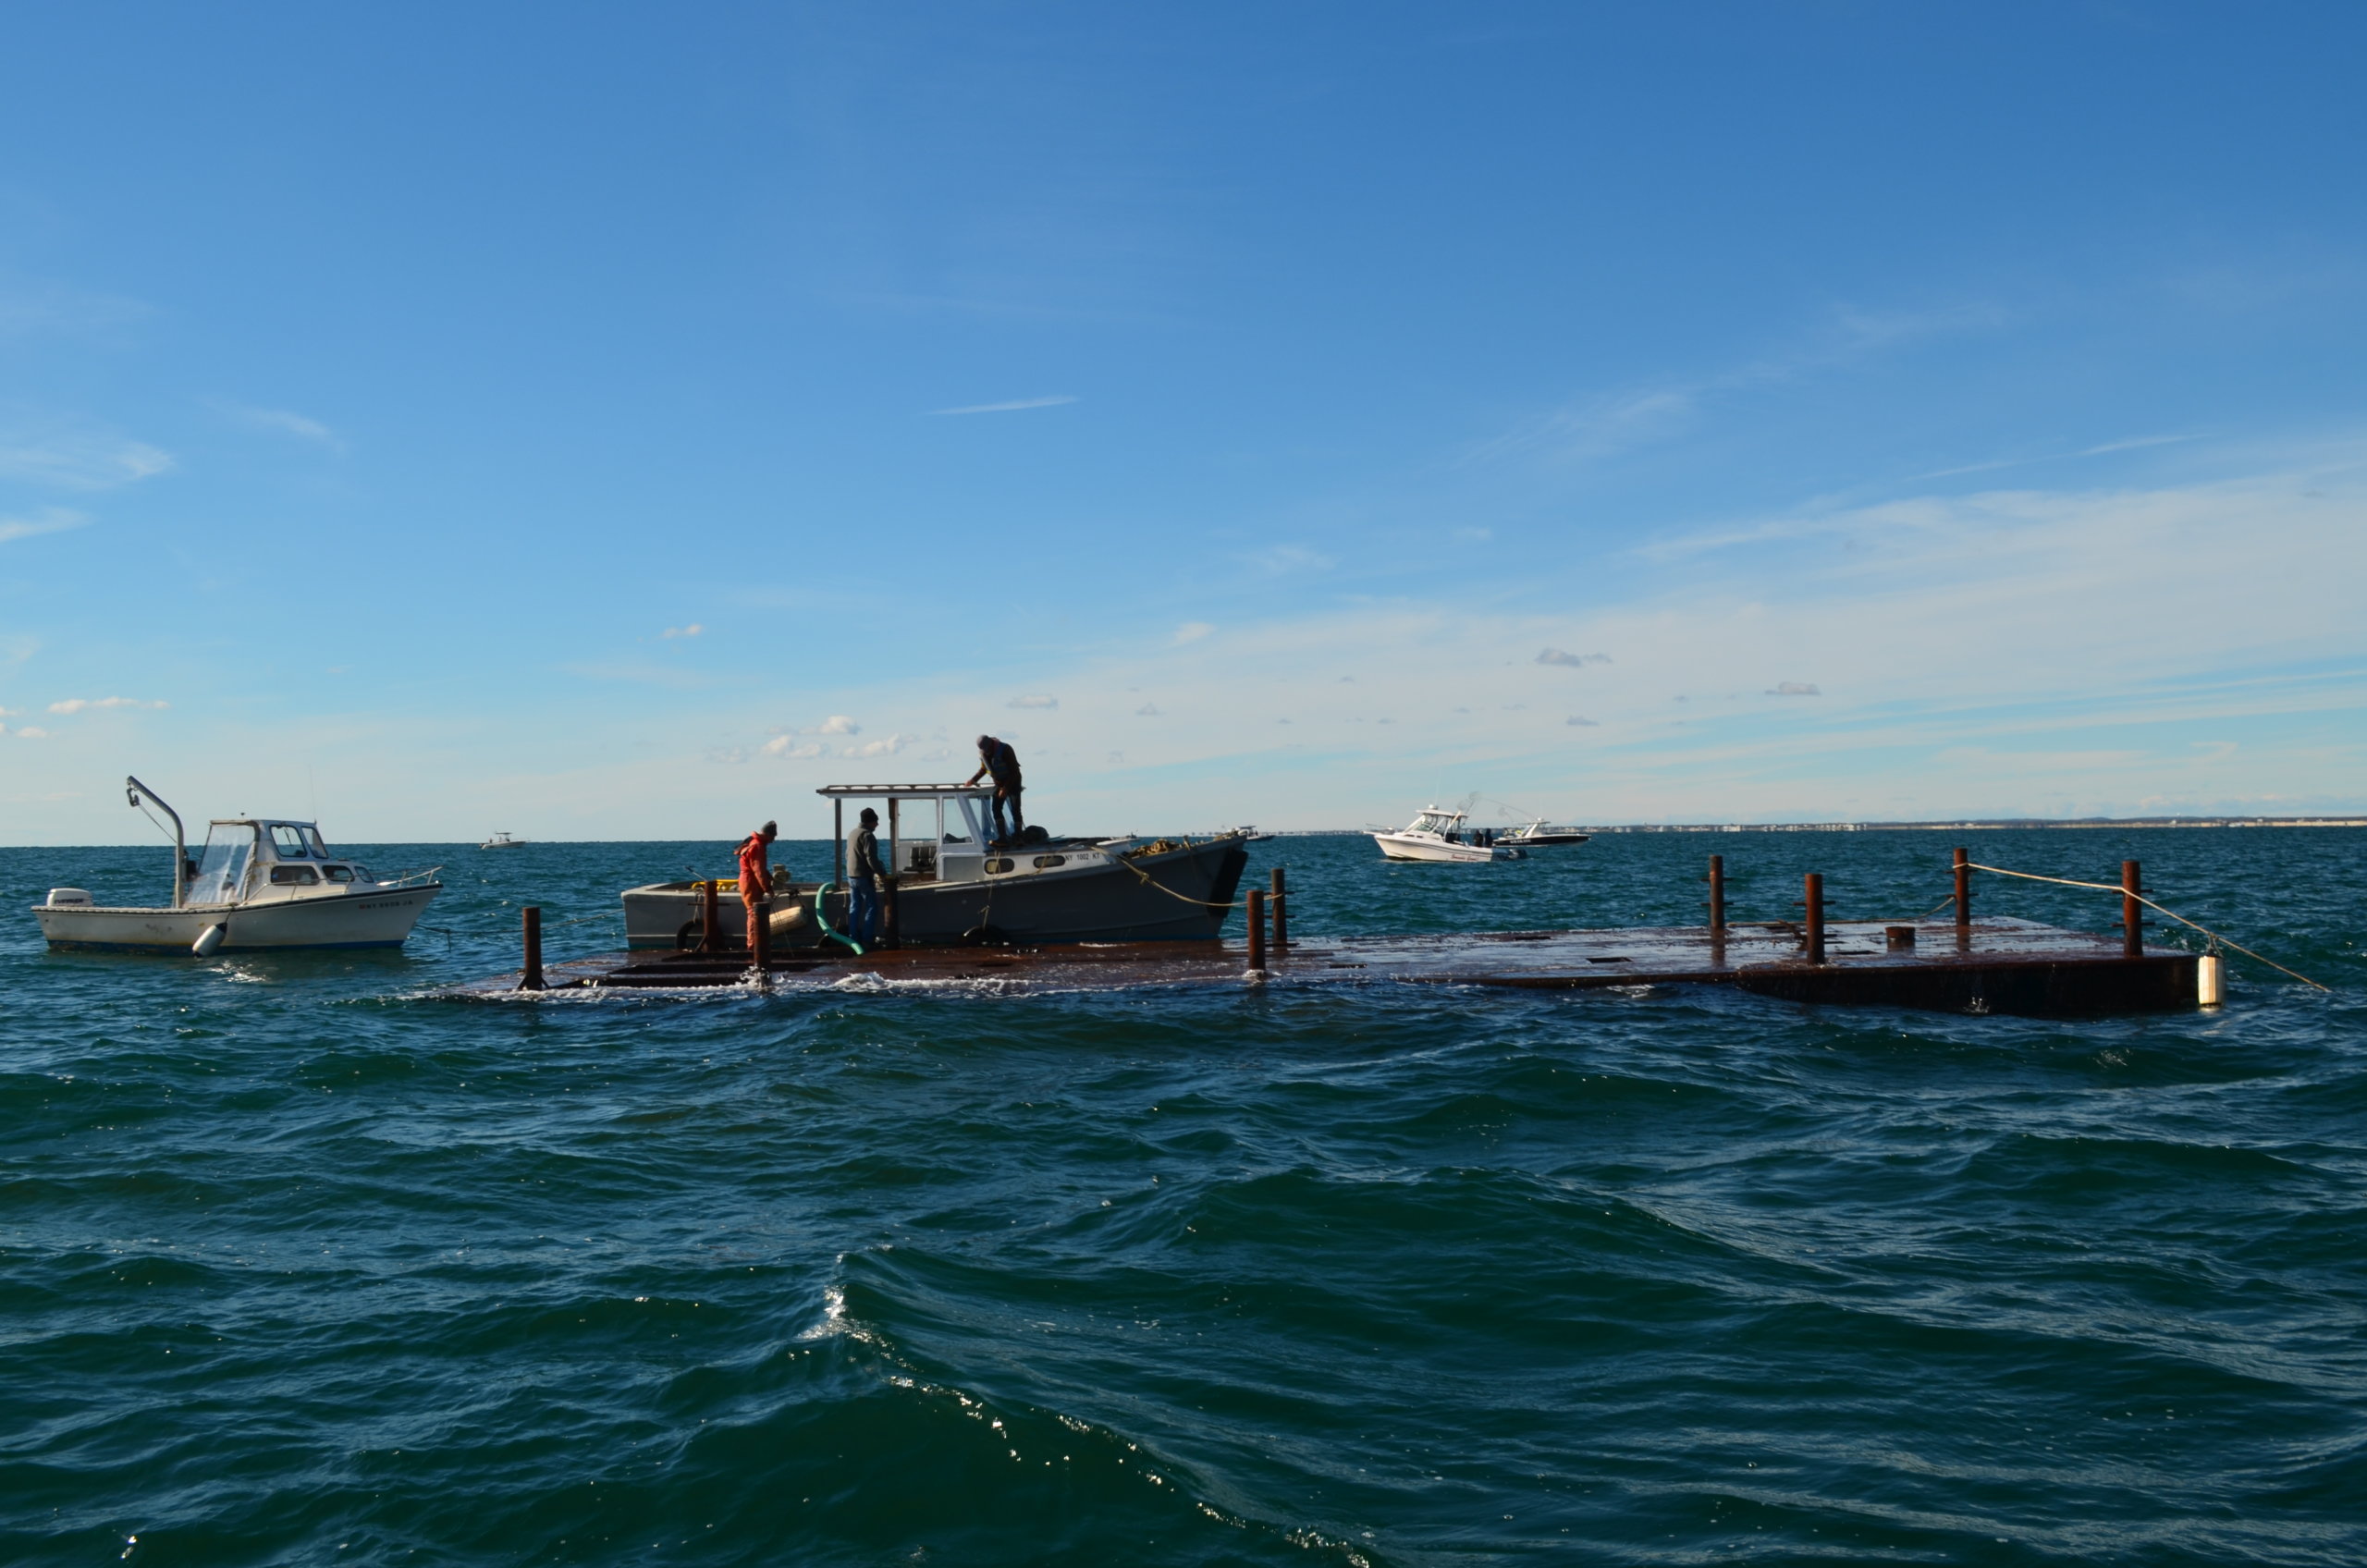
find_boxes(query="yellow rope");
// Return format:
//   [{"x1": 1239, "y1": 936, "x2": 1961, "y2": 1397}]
[{"x1": 1968, "y1": 864, "x2": 2330, "y2": 991}]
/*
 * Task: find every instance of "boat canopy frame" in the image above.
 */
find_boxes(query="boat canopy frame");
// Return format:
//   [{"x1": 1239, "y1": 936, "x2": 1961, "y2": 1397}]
[{"x1": 813, "y1": 783, "x2": 999, "y2": 886}]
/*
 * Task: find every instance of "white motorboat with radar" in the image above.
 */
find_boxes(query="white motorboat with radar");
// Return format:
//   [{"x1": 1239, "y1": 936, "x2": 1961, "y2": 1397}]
[
  {"x1": 1495, "y1": 818, "x2": 1590, "y2": 849},
  {"x1": 481, "y1": 832, "x2": 525, "y2": 850},
  {"x1": 1371, "y1": 805, "x2": 1527, "y2": 864},
  {"x1": 619, "y1": 781, "x2": 1252, "y2": 949},
  {"x1": 32, "y1": 777, "x2": 442, "y2": 954}
]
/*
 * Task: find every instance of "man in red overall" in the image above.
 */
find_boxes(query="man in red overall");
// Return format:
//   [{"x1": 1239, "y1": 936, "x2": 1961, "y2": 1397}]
[{"x1": 736, "y1": 820, "x2": 777, "y2": 955}]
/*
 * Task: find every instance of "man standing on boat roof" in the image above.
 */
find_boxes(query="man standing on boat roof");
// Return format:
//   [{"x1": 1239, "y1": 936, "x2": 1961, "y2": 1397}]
[
  {"x1": 736, "y1": 820, "x2": 777, "y2": 953},
  {"x1": 848, "y1": 807, "x2": 886, "y2": 947},
  {"x1": 966, "y1": 734, "x2": 1024, "y2": 845}
]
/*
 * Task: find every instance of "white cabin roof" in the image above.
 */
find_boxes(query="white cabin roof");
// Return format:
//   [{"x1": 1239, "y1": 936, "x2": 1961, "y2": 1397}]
[{"x1": 815, "y1": 783, "x2": 992, "y2": 801}]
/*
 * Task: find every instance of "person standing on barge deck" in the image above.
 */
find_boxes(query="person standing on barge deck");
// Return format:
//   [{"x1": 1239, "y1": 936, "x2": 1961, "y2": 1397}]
[
  {"x1": 965, "y1": 734, "x2": 1024, "y2": 844},
  {"x1": 736, "y1": 820, "x2": 777, "y2": 953},
  {"x1": 848, "y1": 806, "x2": 886, "y2": 946}
]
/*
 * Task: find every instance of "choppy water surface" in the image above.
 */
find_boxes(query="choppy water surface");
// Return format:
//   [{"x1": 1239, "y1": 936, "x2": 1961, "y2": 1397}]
[{"x1": 3, "y1": 828, "x2": 2362, "y2": 1566}]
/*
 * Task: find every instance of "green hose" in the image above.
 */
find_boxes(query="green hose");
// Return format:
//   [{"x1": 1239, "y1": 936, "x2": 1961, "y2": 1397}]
[{"x1": 813, "y1": 881, "x2": 865, "y2": 957}]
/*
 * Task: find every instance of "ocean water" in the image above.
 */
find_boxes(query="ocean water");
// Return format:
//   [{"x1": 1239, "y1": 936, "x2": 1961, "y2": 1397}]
[{"x1": 2, "y1": 827, "x2": 2362, "y2": 1566}]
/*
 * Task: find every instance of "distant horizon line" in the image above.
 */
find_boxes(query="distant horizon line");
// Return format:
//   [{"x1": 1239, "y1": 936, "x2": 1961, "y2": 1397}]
[{"x1": 7, "y1": 814, "x2": 2366, "y2": 851}]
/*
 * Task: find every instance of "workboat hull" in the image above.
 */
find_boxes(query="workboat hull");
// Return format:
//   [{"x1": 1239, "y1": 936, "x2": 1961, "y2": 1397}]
[
  {"x1": 622, "y1": 838, "x2": 1250, "y2": 949},
  {"x1": 1372, "y1": 831, "x2": 1523, "y2": 863},
  {"x1": 34, "y1": 884, "x2": 441, "y2": 953}
]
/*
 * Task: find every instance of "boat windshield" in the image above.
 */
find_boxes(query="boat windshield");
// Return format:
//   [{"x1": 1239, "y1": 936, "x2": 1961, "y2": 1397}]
[
  {"x1": 268, "y1": 823, "x2": 327, "y2": 859},
  {"x1": 189, "y1": 823, "x2": 257, "y2": 904}
]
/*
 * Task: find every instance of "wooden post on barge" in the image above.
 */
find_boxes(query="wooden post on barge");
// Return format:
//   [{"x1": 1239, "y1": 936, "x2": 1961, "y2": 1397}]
[
  {"x1": 701, "y1": 879, "x2": 721, "y2": 954},
  {"x1": 751, "y1": 894, "x2": 771, "y2": 975},
  {"x1": 1269, "y1": 867, "x2": 1288, "y2": 952},
  {"x1": 2122, "y1": 861, "x2": 2142, "y2": 959},
  {"x1": 833, "y1": 799, "x2": 845, "y2": 888},
  {"x1": 1245, "y1": 888, "x2": 1267, "y2": 974},
  {"x1": 1707, "y1": 854, "x2": 1726, "y2": 965},
  {"x1": 519, "y1": 906, "x2": 545, "y2": 991},
  {"x1": 1950, "y1": 852, "x2": 1968, "y2": 951},
  {"x1": 1803, "y1": 873, "x2": 1826, "y2": 964}
]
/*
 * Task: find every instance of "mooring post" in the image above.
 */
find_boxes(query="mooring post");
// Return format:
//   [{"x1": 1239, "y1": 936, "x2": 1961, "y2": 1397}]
[
  {"x1": 1269, "y1": 866, "x2": 1288, "y2": 951},
  {"x1": 2122, "y1": 860, "x2": 2142, "y2": 958},
  {"x1": 1804, "y1": 873, "x2": 1826, "y2": 964},
  {"x1": 701, "y1": 879, "x2": 720, "y2": 954},
  {"x1": 1245, "y1": 888, "x2": 1267, "y2": 974},
  {"x1": 520, "y1": 905, "x2": 545, "y2": 991},
  {"x1": 751, "y1": 895, "x2": 771, "y2": 975},
  {"x1": 883, "y1": 879, "x2": 901, "y2": 950},
  {"x1": 1953, "y1": 847, "x2": 1971, "y2": 931},
  {"x1": 1707, "y1": 854, "x2": 1725, "y2": 933},
  {"x1": 834, "y1": 798, "x2": 845, "y2": 888}
]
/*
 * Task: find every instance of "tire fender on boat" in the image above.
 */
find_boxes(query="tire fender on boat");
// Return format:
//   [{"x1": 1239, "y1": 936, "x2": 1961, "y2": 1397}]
[{"x1": 192, "y1": 924, "x2": 227, "y2": 957}]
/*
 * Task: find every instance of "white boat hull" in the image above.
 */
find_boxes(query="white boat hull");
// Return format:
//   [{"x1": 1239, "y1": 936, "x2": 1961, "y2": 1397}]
[
  {"x1": 1371, "y1": 831, "x2": 1522, "y2": 864},
  {"x1": 34, "y1": 885, "x2": 440, "y2": 953}
]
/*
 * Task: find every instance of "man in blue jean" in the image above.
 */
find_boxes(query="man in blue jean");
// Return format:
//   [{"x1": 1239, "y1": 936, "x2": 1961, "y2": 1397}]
[
  {"x1": 965, "y1": 734, "x2": 1024, "y2": 844},
  {"x1": 848, "y1": 806, "x2": 887, "y2": 946}
]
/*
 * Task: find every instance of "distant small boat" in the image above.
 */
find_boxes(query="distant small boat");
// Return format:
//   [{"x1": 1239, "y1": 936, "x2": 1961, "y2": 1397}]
[
  {"x1": 481, "y1": 832, "x2": 525, "y2": 850},
  {"x1": 1372, "y1": 806, "x2": 1526, "y2": 864},
  {"x1": 1497, "y1": 819, "x2": 1590, "y2": 849}
]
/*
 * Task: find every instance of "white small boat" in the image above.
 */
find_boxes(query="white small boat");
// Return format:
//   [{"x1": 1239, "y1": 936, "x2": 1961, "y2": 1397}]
[
  {"x1": 1372, "y1": 805, "x2": 1527, "y2": 864},
  {"x1": 33, "y1": 777, "x2": 441, "y2": 955},
  {"x1": 1497, "y1": 818, "x2": 1591, "y2": 849},
  {"x1": 481, "y1": 832, "x2": 525, "y2": 850}
]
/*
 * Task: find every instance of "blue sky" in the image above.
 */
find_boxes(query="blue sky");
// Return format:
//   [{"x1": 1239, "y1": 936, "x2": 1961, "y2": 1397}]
[{"x1": 3, "y1": 3, "x2": 2363, "y2": 842}]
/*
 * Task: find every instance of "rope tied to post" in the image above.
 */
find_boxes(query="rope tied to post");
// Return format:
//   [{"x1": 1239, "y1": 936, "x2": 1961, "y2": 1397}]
[
  {"x1": 1967, "y1": 863, "x2": 2330, "y2": 991},
  {"x1": 1109, "y1": 849, "x2": 1253, "y2": 910}
]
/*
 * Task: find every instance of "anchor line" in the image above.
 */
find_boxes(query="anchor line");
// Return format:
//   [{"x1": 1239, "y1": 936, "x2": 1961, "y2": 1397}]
[
  {"x1": 1110, "y1": 851, "x2": 1251, "y2": 911},
  {"x1": 1967, "y1": 863, "x2": 2330, "y2": 991}
]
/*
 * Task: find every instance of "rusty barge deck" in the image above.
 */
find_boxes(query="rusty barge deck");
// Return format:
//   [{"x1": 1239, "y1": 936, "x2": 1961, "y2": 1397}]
[{"x1": 469, "y1": 916, "x2": 2203, "y2": 1016}]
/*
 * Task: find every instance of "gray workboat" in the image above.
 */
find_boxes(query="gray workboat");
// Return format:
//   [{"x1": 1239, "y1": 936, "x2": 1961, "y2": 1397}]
[{"x1": 619, "y1": 782, "x2": 1251, "y2": 950}]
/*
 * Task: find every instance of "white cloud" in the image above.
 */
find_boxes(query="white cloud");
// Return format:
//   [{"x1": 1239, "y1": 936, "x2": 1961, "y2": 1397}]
[
  {"x1": 761, "y1": 736, "x2": 824, "y2": 759},
  {"x1": 1007, "y1": 694, "x2": 1058, "y2": 709},
  {"x1": 48, "y1": 696, "x2": 168, "y2": 714},
  {"x1": 661, "y1": 623, "x2": 704, "y2": 639},
  {"x1": 1172, "y1": 621, "x2": 1213, "y2": 644},
  {"x1": 0, "y1": 507, "x2": 88, "y2": 545},
  {"x1": 816, "y1": 715, "x2": 860, "y2": 734},
  {"x1": 928, "y1": 395, "x2": 1078, "y2": 416},
  {"x1": 12, "y1": 725, "x2": 48, "y2": 739},
  {"x1": 1536, "y1": 648, "x2": 1611, "y2": 668},
  {"x1": 1566, "y1": 715, "x2": 1600, "y2": 727},
  {"x1": 1766, "y1": 681, "x2": 1821, "y2": 697},
  {"x1": 0, "y1": 278, "x2": 148, "y2": 337},
  {"x1": 216, "y1": 401, "x2": 346, "y2": 452},
  {"x1": 1453, "y1": 526, "x2": 1493, "y2": 543},
  {"x1": 844, "y1": 735, "x2": 911, "y2": 759},
  {"x1": 0, "y1": 426, "x2": 171, "y2": 489},
  {"x1": 1246, "y1": 544, "x2": 1334, "y2": 575}
]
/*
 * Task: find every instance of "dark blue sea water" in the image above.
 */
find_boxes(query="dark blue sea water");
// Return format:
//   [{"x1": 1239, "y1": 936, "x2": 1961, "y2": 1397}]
[{"x1": 3, "y1": 829, "x2": 2362, "y2": 1566}]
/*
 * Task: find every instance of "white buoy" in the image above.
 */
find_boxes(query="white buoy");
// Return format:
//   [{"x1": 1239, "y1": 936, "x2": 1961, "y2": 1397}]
[
  {"x1": 2197, "y1": 953, "x2": 2225, "y2": 1007},
  {"x1": 192, "y1": 924, "x2": 227, "y2": 957}
]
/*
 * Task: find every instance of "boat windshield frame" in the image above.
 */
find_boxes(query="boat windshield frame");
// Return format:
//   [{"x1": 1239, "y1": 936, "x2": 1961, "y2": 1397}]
[{"x1": 188, "y1": 820, "x2": 260, "y2": 905}]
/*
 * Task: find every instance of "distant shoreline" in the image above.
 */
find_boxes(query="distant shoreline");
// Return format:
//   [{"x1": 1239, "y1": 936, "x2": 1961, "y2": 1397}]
[{"x1": 1280, "y1": 816, "x2": 2367, "y2": 835}]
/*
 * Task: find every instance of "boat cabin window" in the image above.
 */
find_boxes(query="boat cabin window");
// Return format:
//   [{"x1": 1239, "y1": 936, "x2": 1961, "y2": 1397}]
[
  {"x1": 269, "y1": 824, "x2": 317, "y2": 859},
  {"x1": 985, "y1": 857, "x2": 1015, "y2": 875},
  {"x1": 323, "y1": 864, "x2": 356, "y2": 883},
  {"x1": 269, "y1": 864, "x2": 320, "y2": 885},
  {"x1": 188, "y1": 824, "x2": 257, "y2": 904},
  {"x1": 1033, "y1": 854, "x2": 1066, "y2": 869}
]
